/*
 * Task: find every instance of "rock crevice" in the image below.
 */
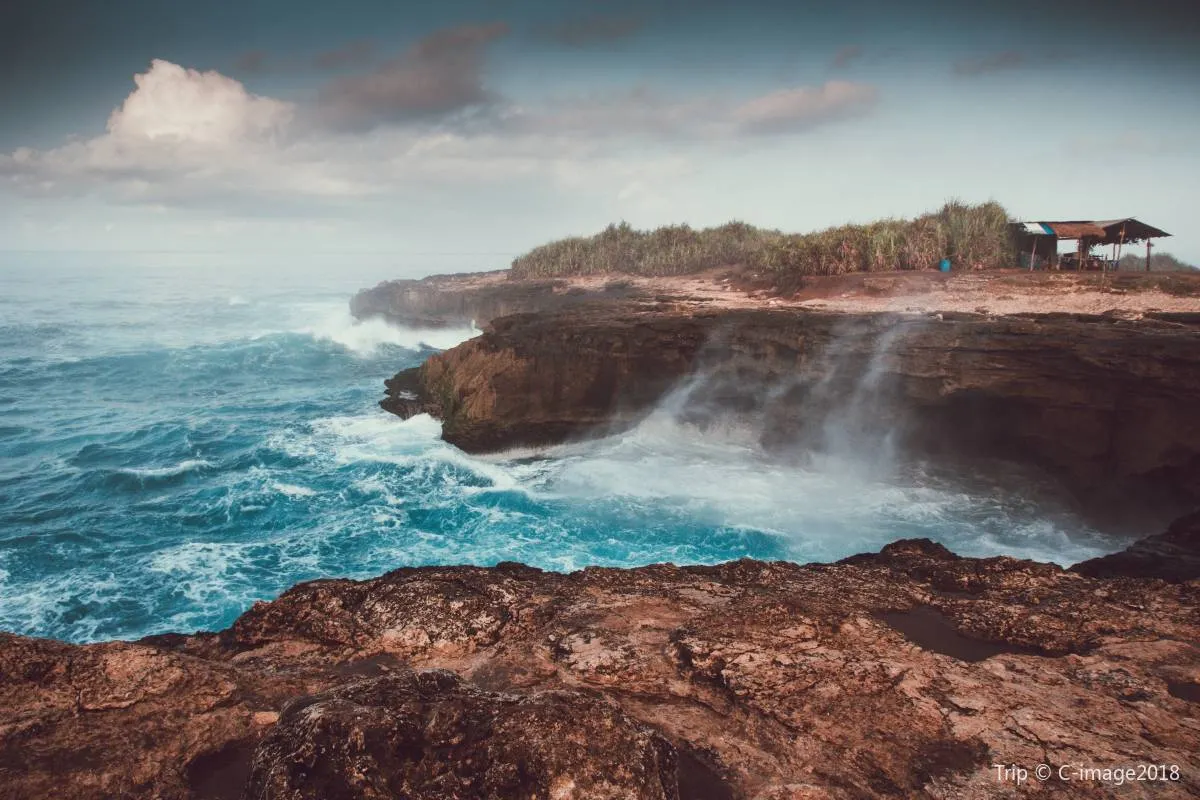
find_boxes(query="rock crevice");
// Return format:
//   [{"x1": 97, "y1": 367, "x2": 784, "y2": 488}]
[{"x1": 3, "y1": 534, "x2": 1199, "y2": 799}]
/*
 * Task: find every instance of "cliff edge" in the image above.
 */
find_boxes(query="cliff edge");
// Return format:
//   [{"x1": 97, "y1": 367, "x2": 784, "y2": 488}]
[
  {"x1": 382, "y1": 303, "x2": 1200, "y2": 528},
  {"x1": 2, "y1": 532, "x2": 1198, "y2": 799}
]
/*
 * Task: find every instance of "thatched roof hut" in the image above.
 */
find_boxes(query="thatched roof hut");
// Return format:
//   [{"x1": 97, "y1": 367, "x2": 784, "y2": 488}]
[{"x1": 1010, "y1": 218, "x2": 1170, "y2": 270}]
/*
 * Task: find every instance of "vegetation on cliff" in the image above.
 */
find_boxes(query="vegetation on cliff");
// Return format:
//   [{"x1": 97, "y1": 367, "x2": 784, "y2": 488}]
[{"x1": 510, "y1": 200, "x2": 1016, "y2": 281}]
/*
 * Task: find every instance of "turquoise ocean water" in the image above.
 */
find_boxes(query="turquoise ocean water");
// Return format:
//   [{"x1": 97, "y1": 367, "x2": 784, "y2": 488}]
[{"x1": 0, "y1": 257, "x2": 1120, "y2": 643}]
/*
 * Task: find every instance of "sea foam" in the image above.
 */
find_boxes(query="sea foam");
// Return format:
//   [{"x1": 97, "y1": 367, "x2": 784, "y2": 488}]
[
  {"x1": 301, "y1": 310, "x2": 479, "y2": 356},
  {"x1": 117, "y1": 458, "x2": 214, "y2": 479}
]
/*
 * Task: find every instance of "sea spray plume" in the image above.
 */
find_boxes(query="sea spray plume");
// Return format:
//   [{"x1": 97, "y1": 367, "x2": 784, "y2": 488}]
[
  {"x1": 624, "y1": 313, "x2": 921, "y2": 479},
  {"x1": 804, "y1": 315, "x2": 913, "y2": 472},
  {"x1": 302, "y1": 308, "x2": 480, "y2": 355},
  {"x1": 523, "y1": 311, "x2": 1111, "y2": 562}
]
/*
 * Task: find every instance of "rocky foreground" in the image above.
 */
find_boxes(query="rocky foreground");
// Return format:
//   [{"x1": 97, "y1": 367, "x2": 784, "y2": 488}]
[
  {"x1": 3, "y1": 270, "x2": 1197, "y2": 799},
  {"x1": 2, "y1": 517, "x2": 1198, "y2": 799}
]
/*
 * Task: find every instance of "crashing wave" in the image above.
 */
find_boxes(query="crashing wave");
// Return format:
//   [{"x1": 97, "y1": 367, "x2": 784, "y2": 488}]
[{"x1": 300, "y1": 310, "x2": 479, "y2": 356}]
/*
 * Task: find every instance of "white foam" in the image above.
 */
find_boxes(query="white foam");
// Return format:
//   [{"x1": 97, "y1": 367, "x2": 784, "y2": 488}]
[
  {"x1": 272, "y1": 482, "x2": 317, "y2": 498},
  {"x1": 147, "y1": 541, "x2": 257, "y2": 611},
  {"x1": 300, "y1": 309, "x2": 479, "y2": 356},
  {"x1": 499, "y1": 408, "x2": 1117, "y2": 566},
  {"x1": 118, "y1": 458, "x2": 213, "y2": 479},
  {"x1": 228, "y1": 295, "x2": 251, "y2": 306},
  {"x1": 352, "y1": 477, "x2": 405, "y2": 506},
  {"x1": 0, "y1": 569, "x2": 128, "y2": 643}
]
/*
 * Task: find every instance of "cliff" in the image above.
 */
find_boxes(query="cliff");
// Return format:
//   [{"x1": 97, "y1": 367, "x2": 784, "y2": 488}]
[
  {"x1": 2, "y1": 534, "x2": 1198, "y2": 799},
  {"x1": 383, "y1": 304, "x2": 1200, "y2": 528},
  {"x1": 350, "y1": 271, "x2": 650, "y2": 328}
]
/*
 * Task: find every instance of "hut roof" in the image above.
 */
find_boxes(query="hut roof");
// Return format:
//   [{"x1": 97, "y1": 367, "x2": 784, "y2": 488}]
[
  {"x1": 1092, "y1": 218, "x2": 1171, "y2": 243},
  {"x1": 1012, "y1": 218, "x2": 1170, "y2": 244}
]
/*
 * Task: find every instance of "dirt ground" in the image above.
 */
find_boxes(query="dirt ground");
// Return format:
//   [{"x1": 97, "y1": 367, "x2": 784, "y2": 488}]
[{"x1": 559, "y1": 269, "x2": 1200, "y2": 316}]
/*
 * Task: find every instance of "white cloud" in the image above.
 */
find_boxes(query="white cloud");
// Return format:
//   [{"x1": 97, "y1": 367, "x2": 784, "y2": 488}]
[
  {"x1": 0, "y1": 60, "x2": 372, "y2": 205},
  {"x1": 734, "y1": 81, "x2": 878, "y2": 134},
  {"x1": 107, "y1": 59, "x2": 293, "y2": 145},
  {"x1": 0, "y1": 59, "x2": 878, "y2": 214}
]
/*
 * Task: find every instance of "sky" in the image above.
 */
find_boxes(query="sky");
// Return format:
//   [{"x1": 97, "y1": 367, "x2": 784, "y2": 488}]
[{"x1": 2, "y1": 0, "x2": 1199, "y2": 271}]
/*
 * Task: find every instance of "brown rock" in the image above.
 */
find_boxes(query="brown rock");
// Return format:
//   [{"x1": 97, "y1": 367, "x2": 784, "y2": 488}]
[
  {"x1": 1072, "y1": 509, "x2": 1200, "y2": 581},
  {"x1": 350, "y1": 272, "x2": 647, "y2": 329},
  {"x1": 384, "y1": 305, "x2": 1200, "y2": 526},
  {"x1": 2, "y1": 536, "x2": 1199, "y2": 799},
  {"x1": 245, "y1": 669, "x2": 686, "y2": 800}
]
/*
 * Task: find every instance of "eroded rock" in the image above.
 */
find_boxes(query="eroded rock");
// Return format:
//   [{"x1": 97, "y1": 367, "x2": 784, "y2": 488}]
[
  {"x1": 383, "y1": 306, "x2": 1200, "y2": 526},
  {"x1": 1072, "y1": 509, "x2": 1200, "y2": 582},
  {"x1": 2, "y1": 535, "x2": 1198, "y2": 799},
  {"x1": 245, "y1": 669, "x2": 687, "y2": 800}
]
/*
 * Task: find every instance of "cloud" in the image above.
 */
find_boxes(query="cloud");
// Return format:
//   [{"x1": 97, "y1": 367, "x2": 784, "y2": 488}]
[
  {"x1": 316, "y1": 23, "x2": 509, "y2": 129},
  {"x1": 733, "y1": 81, "x2": 878, "y2": 134},
  {"x1": 534, "y1": 13, "x2": 645, "y2": 47},
  {"x1": 313, "y1": 39, "x2": 377, "y2": 70},
  {"x1": 104, "y1": 59, "x2": 293, "y2": 146},
  {"x1": 952, "y1": 50, "x2": 1026, "y2": 76},
  {"x1": 0, "y1": 58, "x2": 878, "y2": 215},
  {"x1": 234, "y1": 50, "x2": 269, "y2": 74},
  {"x1": 504, "y1": 80, "x2": 879, "y2": 141},
  {"x1": 0, "y1": 60, "x2": 359, "y2": 206},
  {"x1": 830, "y1": 45, "x2": 864, "y2": 70}
]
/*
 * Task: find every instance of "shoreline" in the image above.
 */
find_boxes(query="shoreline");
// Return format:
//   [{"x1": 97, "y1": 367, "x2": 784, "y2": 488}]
[
  {"x1": 2, "y1": 267, "x2": 1197, "y2": 798},
  {"x1": 375, "y1": 293, "x2": 1200, "y2": 533},
  {"x1": 2, "y1": 523, "x2": 1198, "y2": 798}
]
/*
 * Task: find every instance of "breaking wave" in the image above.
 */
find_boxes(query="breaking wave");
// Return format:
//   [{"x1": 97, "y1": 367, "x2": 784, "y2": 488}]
[
  {"x1": 0, "y1": 260, "x2": 1124, "y2": 644},
  {"x1": 299, "y1": 309, "x2": 479, "y2": 356}
]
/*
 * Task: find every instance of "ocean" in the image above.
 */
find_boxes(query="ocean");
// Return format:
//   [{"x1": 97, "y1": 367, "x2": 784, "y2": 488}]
[{"x1": 0, "y1": 256, "x2": 1121, "y2": 644}]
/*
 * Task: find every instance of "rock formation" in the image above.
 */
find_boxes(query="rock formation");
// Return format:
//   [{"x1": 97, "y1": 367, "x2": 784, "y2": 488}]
[
  {"x1": 382, "y1": 304, "x2": 1200, "y2": 528},
  {"x1": 1073, "y1": 509, "x2": 1200, "y2": 582},
  {"x1": 2, "y1": 532, "x2": 1198, "y2": 799},
  {"x1": 351, "y1": 272, "x2": 648, "y2": 329},
  {"x1": 6, "y1": 274, "x2": 1198, "y2": 798}
]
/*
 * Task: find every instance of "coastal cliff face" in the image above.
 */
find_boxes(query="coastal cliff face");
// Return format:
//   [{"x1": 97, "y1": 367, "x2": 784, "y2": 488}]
[
  {"x1": 350, "y1": 272, "x2": 648, "y2": 328},
  {"x1": 383, "y1": 305, "x2": 1200, "y2": 525},
  {"x1": 2, "y1": 534, "x2": 1198, "y2": 799}
]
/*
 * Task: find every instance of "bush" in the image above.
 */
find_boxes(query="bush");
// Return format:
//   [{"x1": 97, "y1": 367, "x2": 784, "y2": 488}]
[{"x1": 509, "y1": 201, "x2": 1018, "y2": 281}]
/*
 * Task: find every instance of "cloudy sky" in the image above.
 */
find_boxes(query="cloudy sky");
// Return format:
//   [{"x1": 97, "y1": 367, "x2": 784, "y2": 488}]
[{"x1": 2, "y1": 0, "x2": 1198, "y2": 271}]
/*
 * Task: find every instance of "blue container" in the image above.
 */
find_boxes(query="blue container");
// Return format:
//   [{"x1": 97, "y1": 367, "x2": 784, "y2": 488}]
[{"x1": 938, "y1": 258, "x2": 951, "y2": 272}]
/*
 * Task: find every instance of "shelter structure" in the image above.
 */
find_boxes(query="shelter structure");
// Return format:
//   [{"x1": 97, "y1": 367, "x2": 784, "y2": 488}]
[{"x1": 1010, "y1": 218, "x2": 1170, "y2": 271}]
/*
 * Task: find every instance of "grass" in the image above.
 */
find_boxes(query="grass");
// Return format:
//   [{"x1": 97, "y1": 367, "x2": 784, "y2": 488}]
[{"x1": 509, "y1": 201, "x2": 1018, "y2": 286}]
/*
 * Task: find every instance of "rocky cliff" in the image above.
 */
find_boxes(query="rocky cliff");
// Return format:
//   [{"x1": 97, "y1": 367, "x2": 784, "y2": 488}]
[
  {"x1": 350, "y1": 272, "x2": 649, "y2": 328},
  {"x1": 2, "y1": 533, "x2": 1198, "y2": 799},
  {"x1": 383, "y1": 304, "x2": 1200, "y2": 528}
]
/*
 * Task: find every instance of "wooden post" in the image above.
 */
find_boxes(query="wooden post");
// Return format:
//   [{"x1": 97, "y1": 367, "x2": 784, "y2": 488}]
[
  {"x1": 1029, "y1": 238, "x2": 1038, "y2": 270},
  {"x1": 1146, "y1": 239, "x2": 1153, "y2": 272},
  {"x1": 1115, "y1": 225, "x2": 1126, "y2": 271}
]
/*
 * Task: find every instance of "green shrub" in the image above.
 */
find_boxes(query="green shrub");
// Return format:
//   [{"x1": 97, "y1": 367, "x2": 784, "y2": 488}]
[{"x1": 509, "y1": 200, "x2": 1018, "y2": 280}]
